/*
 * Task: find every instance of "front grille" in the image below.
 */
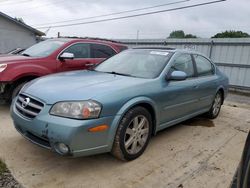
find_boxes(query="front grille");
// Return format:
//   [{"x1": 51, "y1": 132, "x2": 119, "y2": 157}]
[{"x1": 15, "y1": 94, "x2": 44, "y2": 119}]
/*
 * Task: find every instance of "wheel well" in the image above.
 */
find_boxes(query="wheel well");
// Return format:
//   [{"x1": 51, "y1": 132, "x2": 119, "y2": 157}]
[
  {"x1": 3, "y1": 76, "x2": 38, "y2": 100},
  {"x1": 131, "y1": 103, "x2": 157, "y2": 136},
  {"x1": 13, "y1": 76, "x2": 38, "y2": 86},
  {"x1": 218, "y1": 88, "x2": 225, "y2": 104}
]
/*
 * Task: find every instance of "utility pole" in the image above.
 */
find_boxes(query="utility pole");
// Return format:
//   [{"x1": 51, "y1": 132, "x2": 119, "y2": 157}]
[{"x1": 136, "y1": 30, "x2": 139, "y2": 46}]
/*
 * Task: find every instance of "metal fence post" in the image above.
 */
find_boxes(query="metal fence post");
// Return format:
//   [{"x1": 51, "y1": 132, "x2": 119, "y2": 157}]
[{"x1": 209, "y1": 40, "x2": 214, "y2": 59}]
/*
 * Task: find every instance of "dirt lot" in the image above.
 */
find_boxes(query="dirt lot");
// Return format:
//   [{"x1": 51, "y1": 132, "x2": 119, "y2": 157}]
[{"x1": 0, "y1": 95, "x2": 249, "y2": 188}]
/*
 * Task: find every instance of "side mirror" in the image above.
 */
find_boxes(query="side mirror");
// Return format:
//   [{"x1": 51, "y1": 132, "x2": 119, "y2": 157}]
[
  {"x1": 168, "y1": 71, "x2": 187, "y2": 81},
  {"x1": 59, "y1": 52, "x2": 74, "y2": 60}
]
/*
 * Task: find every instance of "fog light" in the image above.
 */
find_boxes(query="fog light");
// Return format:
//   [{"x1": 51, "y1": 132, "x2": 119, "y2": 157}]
[{"x1": 55, "y1": 143, "x2": 70, "y2": 155}]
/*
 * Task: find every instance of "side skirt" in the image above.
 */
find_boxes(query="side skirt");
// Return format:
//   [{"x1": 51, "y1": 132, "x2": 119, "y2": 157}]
[{"x1": 156, "y1": 108, "x2": 210, "y2": 133}]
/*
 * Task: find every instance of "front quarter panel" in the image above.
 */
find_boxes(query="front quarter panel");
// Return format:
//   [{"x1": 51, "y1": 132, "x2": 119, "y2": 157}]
[
  {"x1": 1, "y1": 62, "x2": 53, "y2": 82},
  {"x1": 105, "y1": 96, "x2": 159, "y2": 151}
]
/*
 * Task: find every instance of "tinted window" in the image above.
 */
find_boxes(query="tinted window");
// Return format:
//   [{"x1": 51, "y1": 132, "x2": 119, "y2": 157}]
[
  {"x1": 170, "y1": 54, "x2": 194, "y2": 77},
  {"x1": 64, "y1": 43, "x2": 90, "y2": 58},
  {"x1": 194, "y1": 55, "x2": 214, "y2": 76},
  {"x1": 91, "y1": 44, "x2": 116, "y2": 58}
]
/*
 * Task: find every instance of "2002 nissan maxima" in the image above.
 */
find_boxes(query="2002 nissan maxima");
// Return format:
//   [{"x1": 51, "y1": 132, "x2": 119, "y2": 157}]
[{"x1": 11, "y1": 47, "x2": 229, "y2": 161}]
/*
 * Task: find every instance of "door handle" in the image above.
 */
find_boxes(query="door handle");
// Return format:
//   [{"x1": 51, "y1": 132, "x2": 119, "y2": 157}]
[{"x1": 85, "y1": 63, "x2": 94, "y2": 66}]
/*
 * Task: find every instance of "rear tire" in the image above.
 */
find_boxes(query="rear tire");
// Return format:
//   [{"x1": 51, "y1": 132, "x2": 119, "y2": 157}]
[
  {"x1": 206, "y1": 91, "x2": 222, "y2": 119},
  {"x1": 111, "y1": 107, "x2": 152, "y2": 161}
]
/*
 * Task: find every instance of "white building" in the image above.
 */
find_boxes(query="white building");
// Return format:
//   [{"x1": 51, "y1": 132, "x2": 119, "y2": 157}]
[{"x1": 0, "y1": 12, "x2": 45, "y2": 53}]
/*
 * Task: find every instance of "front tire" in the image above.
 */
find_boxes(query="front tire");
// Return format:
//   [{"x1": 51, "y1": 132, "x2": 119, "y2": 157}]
[
  {"x1": 206, "y1": 91, "x2": 222, "y2": 119},
  {"x1": 10, "y1": 82, "x2": 27, "y2": 102},
  {"x1": 111, "y1": 107, "x2": 152, "y2": 161}
]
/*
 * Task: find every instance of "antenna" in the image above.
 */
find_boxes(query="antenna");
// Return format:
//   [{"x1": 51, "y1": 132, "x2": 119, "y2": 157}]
[{"x1": 44, "y1": 27, "x2": 51, "y2": 35}]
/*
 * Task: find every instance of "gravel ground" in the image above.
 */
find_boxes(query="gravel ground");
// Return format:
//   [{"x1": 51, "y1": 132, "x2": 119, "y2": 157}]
[
  {"x1": 0, "y1": 171, "x2": 22, "y2": 188},
  {"x1": 0, "y1": 161, "x2": 21, "y2": 188}
]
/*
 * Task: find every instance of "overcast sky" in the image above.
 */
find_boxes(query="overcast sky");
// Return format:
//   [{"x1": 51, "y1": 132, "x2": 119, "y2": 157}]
[{"x1": 1, "y1": 0, "x2": 250, "y2": 39}]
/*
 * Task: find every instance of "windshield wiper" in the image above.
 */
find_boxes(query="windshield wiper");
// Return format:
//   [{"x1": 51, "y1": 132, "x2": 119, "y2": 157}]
[
  {"x1": 22, "y1": 53, "x2": 30, "y2": 57},
  {"x1": 104, "y1": 71, "x2": 133, "y2": 77}
]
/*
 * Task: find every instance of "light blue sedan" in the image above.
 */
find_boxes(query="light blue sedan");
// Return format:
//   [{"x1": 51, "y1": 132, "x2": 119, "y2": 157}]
[{"x1": 11, "y1": 47, "x2": 229, "y2": 161}]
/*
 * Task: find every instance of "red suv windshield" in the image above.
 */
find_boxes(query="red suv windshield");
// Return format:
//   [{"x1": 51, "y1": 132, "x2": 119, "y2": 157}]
[{"x1": 21, "y1": 40, "x2": 66, "y2": 57}]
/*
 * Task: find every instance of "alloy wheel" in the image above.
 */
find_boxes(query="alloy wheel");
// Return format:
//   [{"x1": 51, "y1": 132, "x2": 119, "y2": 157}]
[
  {"x1": 212, "y1": 93, "x2": 222, "y2": 116},
  {"x1": 124, "y1": 115, "x2": 149, "y2": 155}
]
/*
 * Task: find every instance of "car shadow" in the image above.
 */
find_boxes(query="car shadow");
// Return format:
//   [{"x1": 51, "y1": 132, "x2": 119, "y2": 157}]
[{"x1": 182, "y1": 117, "x2": 215, "y2": 127}]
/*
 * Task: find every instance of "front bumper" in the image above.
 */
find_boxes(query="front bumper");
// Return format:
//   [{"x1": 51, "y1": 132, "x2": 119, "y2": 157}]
[{"x1": 11, "y1": 99, "x2": 121, "y2": 157}]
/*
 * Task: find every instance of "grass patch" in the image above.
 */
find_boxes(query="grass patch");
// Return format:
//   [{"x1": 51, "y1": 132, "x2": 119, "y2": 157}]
[{"x1": 0, "y1": 159, "x2": 7, "y2": 175}]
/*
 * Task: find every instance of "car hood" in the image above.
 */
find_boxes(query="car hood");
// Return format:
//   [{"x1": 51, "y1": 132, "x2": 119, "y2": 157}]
[
  {"x1": 22, "y1": 70, "x2": 148, "y2": 104},
  {"x1": 0, "y1": 55, "x2": 40, "y2": 64}
]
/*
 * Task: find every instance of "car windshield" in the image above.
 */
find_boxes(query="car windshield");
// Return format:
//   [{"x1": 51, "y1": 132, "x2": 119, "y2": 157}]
[
  {"x1": 21, "y1": 40, "x2": 66, "y2": 57},
  {"x1": 95, "y1": 49, "x2": 172, "y2": 78}
]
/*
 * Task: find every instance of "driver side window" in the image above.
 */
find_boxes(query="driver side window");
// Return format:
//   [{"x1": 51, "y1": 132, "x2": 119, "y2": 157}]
[
  {"x1": 63, "y1": 43, "x2": 90, "y2": 58},
  {"x1": 170, "y1": 54, "x2": 194, "y2": 78}
]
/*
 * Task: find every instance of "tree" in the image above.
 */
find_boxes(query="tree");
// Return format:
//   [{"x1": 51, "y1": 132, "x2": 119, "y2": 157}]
[
  {"x1": 168, "y1": 30, "x2": 185, "y2": 38},
  {"x1": 212, "y1": 31, "x2": 250, "y2": 38},
  {"x1": 184, "y1": 34, "x2": 197, "y2": 38},
  {"x1": 168, "y1": 30, "x2": 197, "y2": 38}
]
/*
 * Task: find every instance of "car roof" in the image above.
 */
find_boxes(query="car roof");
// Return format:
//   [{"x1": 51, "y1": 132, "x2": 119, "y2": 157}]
[
  {"x1": 47, "y1": 37, "x2": 126, "y2": 46},
  {"x1": 133, "y1": 46, "x2": 176, "y2": 51},
  {"x1": 132, "y1": 46, "x2": 205, "y2": 56}
]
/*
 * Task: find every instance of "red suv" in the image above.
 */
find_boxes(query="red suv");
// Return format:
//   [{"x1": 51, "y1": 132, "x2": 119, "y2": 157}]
[{"x1": 0, "y1": 37, "x2": 127, "y2": 102}]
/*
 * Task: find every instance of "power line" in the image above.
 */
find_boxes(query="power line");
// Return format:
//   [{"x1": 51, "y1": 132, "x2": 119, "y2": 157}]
[
  {"x1": 0, "y1": 0, "x2": 31, "y2": 6},
  {"x1": 36, "y1": 0, "x2": 226, "y2": 29},
  {"x1": 0, "y1": 0, "x2": 11, "y2": 3},
  {"x1": 33, "y1": 0, "x2": 191, "y2": 27},
  {"x1": 4, "y1": 0, "x2": 66, "y2": 13}
]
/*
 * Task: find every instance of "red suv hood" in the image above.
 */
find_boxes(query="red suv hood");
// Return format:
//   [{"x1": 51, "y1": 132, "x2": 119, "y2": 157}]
[{"x1": 0, "y1": 55, "x2": 39, "y2": 64}]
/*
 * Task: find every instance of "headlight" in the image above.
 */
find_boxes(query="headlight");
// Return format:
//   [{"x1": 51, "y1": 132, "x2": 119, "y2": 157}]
[
  {"x1": 0, "y1": 64, "x2": 7, "y2": 72},
  {"x1": 50, "y1": 100, "x2": 102, "y2": 119}
]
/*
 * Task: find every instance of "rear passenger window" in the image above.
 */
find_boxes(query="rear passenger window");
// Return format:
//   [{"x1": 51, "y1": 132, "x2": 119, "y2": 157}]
[
  {"x1": 194, "y1": 55, "x2": 214, "y2": 76},
  {"x1": 170, "y1": 54, "x2": 194, "y2": 78},
  {"x1": 91, "y1": 44, "x2": 116, "y2": 58}
]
